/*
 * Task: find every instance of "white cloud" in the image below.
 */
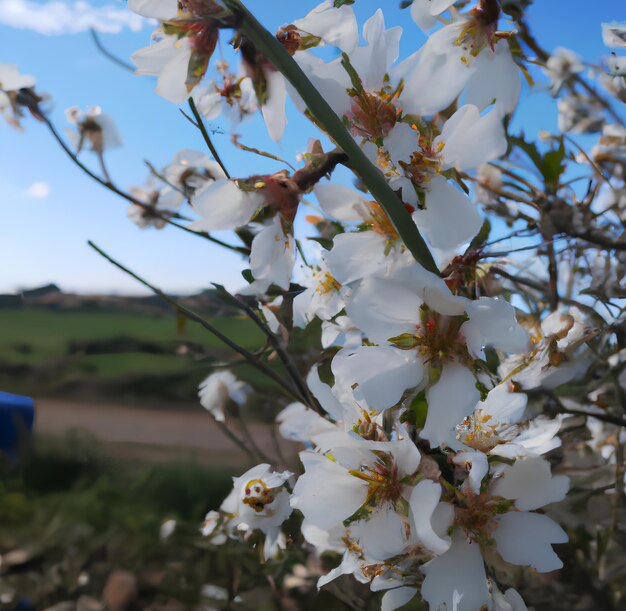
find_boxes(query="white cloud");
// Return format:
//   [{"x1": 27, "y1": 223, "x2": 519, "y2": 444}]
[
  {"x1": 25, "y1": 181, "x2": 51, "y2": 199},
  {"x1": 0, "y1": 0, "x2": 147, "y2": 36}
]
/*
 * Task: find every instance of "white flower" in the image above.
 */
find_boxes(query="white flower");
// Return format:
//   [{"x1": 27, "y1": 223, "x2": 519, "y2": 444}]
[
  {"x1": 127, "y1": 177, "x2": 185, "y2": 229},
  {"x1": 192, "y1": 73, "x2": 258, "y2": 128},
  {"x1": 333, "y1": 262, "x2": 528, "y2": 413},
  {"x1": 0, "y1": 64, "x2": 36, "y2": 91},
  {"x1": 383, "y1": 104, "x2": 507, "y2": 263},
  {"x1": 223, "y1": 464, "x2": 293, "y2": 560},
  {"x1": 410, "y1": 0, "x2": 456, "y2": 33},
  {"x1": 606, "y1": 54, "x2": 626, "y2": 78},
  {"x1": 542, "y1": 48, "x2": 584, "y2": 94},
  {"x1": 499, "y1": 306, "x2": 592, "y2": 390},
  {"x1": 65, "y1": 106, "x2": 123, "y2": 153},
  {"x1": 162, "y1": 148, "x2": 226, "y2": 195},
  {"x1": 239, "y1": 216, "x2": 296, "y2": 294},
  {"x1": 423, "y1": 457, "x2": 568, "y2": 609},
  {"x1": 602, "y1": 21, "x2": 626, "y2": 49},
  {"x1": 451, "y1": 383, "x2": 562, "y2": 458},
  {"x1": 198, "y1": 370, "x2": 252, "y2": 422},
  {"x1": 292, "y1": 256, "x2": 344, "y2": 327},
  {"x1": 291, "y1": 436, "x2": 420, "y2": 554},
  {"x1": 397, "y1": 17, "x2": 519, "y2": 116}
]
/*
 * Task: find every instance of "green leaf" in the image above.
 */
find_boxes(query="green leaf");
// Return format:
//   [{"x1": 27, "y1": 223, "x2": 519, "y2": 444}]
[
  {"x1": 541, "y1": 140, "x2": 566, "y2": 186},
  {"x1": 388, "y1": 333, "x2": 420, "y2": 350},
  {"x1": 334, "y1": 0, "x2": 355, "y2": 6},
  {"x1": 307, "y1": 236, "x2": 334, "y2": 250},
  {"x1": 468, "y1": 219, "x2": 491, "y2": 250},
  {"x1": 510, "y1": 134, "x2": 543, "y2": 171}
]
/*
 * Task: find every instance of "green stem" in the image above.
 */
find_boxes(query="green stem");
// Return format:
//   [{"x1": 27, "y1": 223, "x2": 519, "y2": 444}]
[{"x1": 222, "y1": 0, "x2": 439, "y2": 275}]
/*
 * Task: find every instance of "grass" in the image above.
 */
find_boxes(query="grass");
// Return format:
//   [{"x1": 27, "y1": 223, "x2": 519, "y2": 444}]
[
  {"x1": 0, "y1": 308, "x2": 277, "y2": 404},
  {"x1": 0, "y1": 308, "x2": 262, "y2": 365}
]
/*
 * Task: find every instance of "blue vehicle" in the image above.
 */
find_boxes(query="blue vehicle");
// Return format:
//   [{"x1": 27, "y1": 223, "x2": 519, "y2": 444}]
[{"x1": 0, "y1": 391, "x2": 35, "y2": 462}]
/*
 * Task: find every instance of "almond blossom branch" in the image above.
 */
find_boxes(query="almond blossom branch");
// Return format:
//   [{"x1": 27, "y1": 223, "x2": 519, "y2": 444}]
[{"x1": 222, "y1": 0, "x2": 439, "y2": 274}]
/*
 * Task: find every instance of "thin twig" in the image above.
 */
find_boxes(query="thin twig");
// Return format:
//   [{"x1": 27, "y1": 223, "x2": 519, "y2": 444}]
[
  {"x1": 90, "y1": 28, "x2": 135, "y2": 72},
  {"x1": 42, "y1": 113, "x2": 250, "y2": 254},
  {"x1": 213, "y1": 284, "x2": 317, "y2": 410},
  {"x1": 188, "y1": 98, "x2": 231, "y2": 179},
  {"x1": 88, "y1": 241, "x2": 305, "y2": 403}
]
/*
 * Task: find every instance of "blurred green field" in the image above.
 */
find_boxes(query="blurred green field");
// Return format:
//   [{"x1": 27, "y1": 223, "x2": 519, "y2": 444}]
[
  {"x1": 0, "y1": 308, "x2": 273, "y2": 405},
  {"x1": 0, "y1": 309, "x2": 261, "y2": 364}
]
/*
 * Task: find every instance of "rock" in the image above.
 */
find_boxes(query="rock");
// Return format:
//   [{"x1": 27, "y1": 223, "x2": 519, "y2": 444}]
[
  {"x1": 102, "y1": 571, "x2": 137, "y2": 611},
  {"x1": 76, "y1": 596, "x2": 103, "y2": 611}
]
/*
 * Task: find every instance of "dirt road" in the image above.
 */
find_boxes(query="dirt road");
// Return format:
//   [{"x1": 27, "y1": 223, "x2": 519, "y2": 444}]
[{"x1": 34, "y1": 398, "x2": 301, "y2": 467}]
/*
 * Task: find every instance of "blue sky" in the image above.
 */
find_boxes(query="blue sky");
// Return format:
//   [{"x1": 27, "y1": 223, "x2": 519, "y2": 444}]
[{"x1": 0, "y1": 0, "x2": 619, "y2": 295}]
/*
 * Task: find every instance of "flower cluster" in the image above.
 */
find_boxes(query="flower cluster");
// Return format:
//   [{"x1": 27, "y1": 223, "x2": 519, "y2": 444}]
[
  {"x1": 122, "y1": 2, "x2": 589, "y2": 608},
  {"x1": 7, "y1": 0, "x2": 626, "y2": 608}
]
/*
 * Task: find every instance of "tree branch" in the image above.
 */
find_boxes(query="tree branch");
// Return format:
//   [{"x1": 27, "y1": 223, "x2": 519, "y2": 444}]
[{"x1": 87, "y1": 241, "x2": 305, "y2": 404}]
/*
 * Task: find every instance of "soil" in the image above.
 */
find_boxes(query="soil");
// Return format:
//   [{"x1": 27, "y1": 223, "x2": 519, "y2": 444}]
[{"x1": 32, "y1": 398, "x2": 302, "y2": 468}]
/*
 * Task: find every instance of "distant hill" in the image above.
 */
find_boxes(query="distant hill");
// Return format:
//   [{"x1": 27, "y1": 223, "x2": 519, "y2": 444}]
[{"x1": 1, "y1": 284, "x2": 238, "y2": 317}]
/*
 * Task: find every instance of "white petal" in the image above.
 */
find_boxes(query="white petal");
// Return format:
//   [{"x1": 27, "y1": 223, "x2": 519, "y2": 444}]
[
  {"x1": 409, "y1": 480, "x2": 452, "y2": 555},
  {"x1": 465, "y1": 41, "x2": 521, "y2": 115},
  {"x1": 277, "y1": 402, "x2": 334, "y2": 442},
  {"x1": 415, "y1": 176, "x2": 482, "y2": 255},
  {"x1": 422, "y1": 533, "x2": 489, "y2": 611},
  {"x1": 190, "y1": 179, "x2": 260, "y2": 231},
  {"x1": 293, "y1": 1, "x2": 359, "y2": 53},
  {"x1": 480, "y1": 384, "x2": 527, "y2": 424},
  {"x1": 461, "y1": 297, "x2": 530, "y2": 358},
  {"x1": 453, "y1": 450, "x2": 489, "y2": 495},
  {"x1": 353, "y1": 509, "x2": 409, "y2": 560},
  {"x1": 262, "y1": 71, "x2": 287, "y2": 141},
  {"x1": 307, "y1": 365, "x2": 345, "y2": 422},
  {"x1": 344, "y1": 275, "x2": 424, "y2": 343},
  {"x1": 326, "y1": 232, "x2": 391, "y2": 284},
  {"x1": 398, "y1": 24, "x2": 475, "y2": 116},
  {"x1": 385, "y1": 122, "x2": 418, "y2": 167},
  {"x1": 128, "y1": 0, "x2": 178, "y2": 20},
  {"x1": 156, "y1": 41, "x2": 193, "y2": 105},
  {"x1": 393, "y1": 260, "x2": 469, "y2": 316},
  {"x1": 410, "y1": 0, "x2": 455, "y2": 32},
  {"x1": 381, "y1": 587, "x2": 417, "y2": 611},
  {"x1": 253, "y1": 221, "x2": 294, "y2": 291},
  {"x1": 421, "y1": 364, "x2": 480, "y2": 448},
  {"x1": 291, "y1": 452, "x2": 368, "y2": 530},
  {"x1": 437, "y1": 104, "x2": 507, "y2": 171},
  {"x1": 491, "y1": 456, "x2": 570, "y2": 511},
  {"x1": 314, "y1": 183, "x2": 364, "y2": 222},
  {"x1": 494, "y1": 512, "x2": 568, "y2": 572},
  {"x1": 504, "y1": 588, "x2": 529, "y2": 611},
  {"x1": 332, "y1": 345, "x2": 423, "y2": 410}
]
